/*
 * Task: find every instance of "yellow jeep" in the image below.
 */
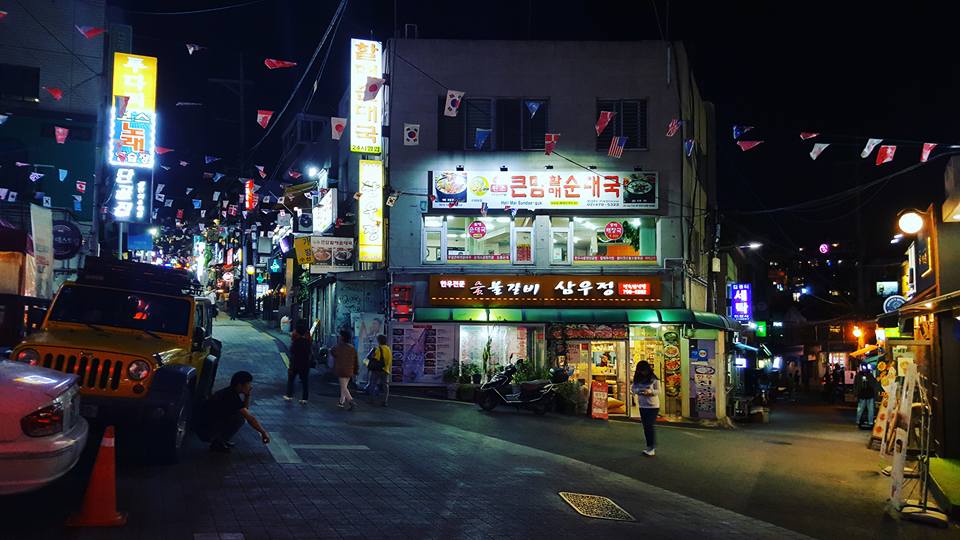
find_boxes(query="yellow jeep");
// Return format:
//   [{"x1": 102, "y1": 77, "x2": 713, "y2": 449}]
[{"x1": 11, "y1": 257, "x2": 220, "y2": 462}]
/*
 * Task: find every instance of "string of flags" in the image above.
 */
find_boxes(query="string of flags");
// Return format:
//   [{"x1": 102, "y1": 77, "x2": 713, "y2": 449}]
[
  {"x1": 76, "y1": 25, "x2": 105, "y2": 39},
  {"x1": 256, "y1": 110, "x2": 273, "y2": 129},
  {"x1": 331, "y1": 117, "x2": 346, "y2": 140},
  {"x1": 264, "y1": 58, "x2": 297, "y2": 70}
]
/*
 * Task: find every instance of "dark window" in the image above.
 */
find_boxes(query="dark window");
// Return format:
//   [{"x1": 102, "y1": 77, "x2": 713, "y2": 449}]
[
  {"x1": 596, "y1": 99, "x2": 648, "y2": 151},
  {"x1": 438, "y1": 97, "x2": 548, "y2": 151},
  {"x1": 0, "y1": 64, "x2": 40, "y2": 103},
  {"x1": 41, "y1": 124, "x2": 93, "y2": 141},
  {"x1": 48, "y1": 285, "x2": 192, "y2": 336}
]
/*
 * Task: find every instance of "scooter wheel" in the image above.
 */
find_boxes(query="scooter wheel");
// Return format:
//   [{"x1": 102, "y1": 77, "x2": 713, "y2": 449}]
[
  {"x1": 533, "y1": 400, "x2": 548, "y2": 415},
  {"x1": 478, "y1": 392, "x2": 498, "y2": 411}
]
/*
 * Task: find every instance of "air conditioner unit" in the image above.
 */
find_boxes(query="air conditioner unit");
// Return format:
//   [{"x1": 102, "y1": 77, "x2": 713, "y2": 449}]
[{"x1": 293, "y1": 208, "x2": 313, "y2": 233}]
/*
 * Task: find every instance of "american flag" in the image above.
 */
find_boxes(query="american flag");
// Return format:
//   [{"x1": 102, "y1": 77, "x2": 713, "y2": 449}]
[
  {"x1": 666, "y1": 118, "x2": 681, "y2": 137},
  {"x1": 608, "y1": 136, "x2": 627, "y2": 158}
]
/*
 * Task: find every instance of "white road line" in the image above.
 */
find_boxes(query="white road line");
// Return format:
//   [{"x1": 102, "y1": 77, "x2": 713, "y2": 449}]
[
  {"x1": 265, "y1": 433, "x2": 303, "y2": 464},
  {"x1": 391, "y1": 394, "x2": 475, "y2": 405},
  {"x1": 290, "y1": 444, "x2": 370, "y2": 450},
  {"x1": 680, "y1": 430, "x2": 706, "y2": 438},
  {"x1": 279, "y1": 352, "x2": 289, "y2": 368}
]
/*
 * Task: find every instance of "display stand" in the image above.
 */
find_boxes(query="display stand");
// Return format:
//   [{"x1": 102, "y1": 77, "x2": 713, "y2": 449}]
[{"x1": 897, "y1": 376, "x2": 949, "y2": 527}]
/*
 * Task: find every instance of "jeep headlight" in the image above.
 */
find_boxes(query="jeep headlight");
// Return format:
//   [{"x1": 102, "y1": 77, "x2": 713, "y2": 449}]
[
  {"x1": 15, "y1": 348, "x2": 39, "y2": 366},
  {"x1": 127, "y1": 360, "x2": 151, "y2": 381}
]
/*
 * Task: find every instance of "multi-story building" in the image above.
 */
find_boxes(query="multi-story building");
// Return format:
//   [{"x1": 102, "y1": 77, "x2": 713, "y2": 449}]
[{"x1": 376, "y1": 39, "x2": 736, "y2": 420}]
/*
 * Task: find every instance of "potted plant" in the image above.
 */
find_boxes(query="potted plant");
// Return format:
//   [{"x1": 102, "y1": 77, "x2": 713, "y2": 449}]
[
  {"x1": 481, "y1": 337, "x2": 492, "y2": 383},
  {"x1": 442, "y1": 364, "x2": 460, "y2": 400}
]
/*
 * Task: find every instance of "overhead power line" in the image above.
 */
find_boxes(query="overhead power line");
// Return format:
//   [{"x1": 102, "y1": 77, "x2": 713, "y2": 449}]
[{"x1": 125, "y1": 0, "x2": 270, "y2": 16}]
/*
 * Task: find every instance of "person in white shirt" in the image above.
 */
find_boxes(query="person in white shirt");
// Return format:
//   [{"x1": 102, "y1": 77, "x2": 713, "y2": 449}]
[{"x1": 632, "y1": 361, "x2": 661, "y2": 457}]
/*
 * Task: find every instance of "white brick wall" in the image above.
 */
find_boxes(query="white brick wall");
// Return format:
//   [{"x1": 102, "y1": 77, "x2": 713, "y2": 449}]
[{"x1": 0, "y1": 0, "x2": 106, "y2": 115}]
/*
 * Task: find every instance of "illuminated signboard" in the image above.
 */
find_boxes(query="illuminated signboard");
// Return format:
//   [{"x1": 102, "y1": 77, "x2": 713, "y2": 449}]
[
  {"x1": 312, "y1": 188, "x2": 337, "y2": 234},
  {"x1": 108, "y1": 53, "x2": 157, "y2": 168},
  {"x1": 349, "y1": 38, "x2": 383, "y2": 154},
  {"x1": 358, "y1": 159, "x2": 383, "y2": 262},
  {"x1": 245, "y1": 180, "x2": 255, "y2": 211},
  {"x1": 111, "y1": 167, "x2": 149, "y2": 222},
  {"x1": 428, "y1": 170, "x2": 658, "y2": 211},
  {"x1": 309, "y1": 236, "x2": 355, "y2": 274},
  {"x1": 729, "y1": 283, "x2": 752, "y2": 322},
  {"x1": 428, "y1": 274, "x2": 662, "y2": 308}
]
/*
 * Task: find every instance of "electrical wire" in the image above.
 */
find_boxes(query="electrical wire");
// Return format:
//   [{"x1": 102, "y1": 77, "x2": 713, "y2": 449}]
[
  {"x1": 14, "y1": 0, "x2": 101, "y2": 76},
  {"x1": 125, "y1": 0, "x2": 270, "y2": 16}
]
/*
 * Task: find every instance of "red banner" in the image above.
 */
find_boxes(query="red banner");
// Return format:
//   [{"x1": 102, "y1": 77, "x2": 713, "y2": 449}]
[{"x1": 591, "y1": 380, "x2": 608, "y2": 420}]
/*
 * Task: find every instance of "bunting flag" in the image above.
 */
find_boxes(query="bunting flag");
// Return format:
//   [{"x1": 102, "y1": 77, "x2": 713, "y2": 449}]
[
  {"x1": 331, "y1": 117, "x2": 346, "y2": 140},
  {"x1": 205, "y1": 155, "x2": 220, "y2": 164},
  {"x1": 860, "y1": 138, "x2": 882, "y2": 158},
  {"x1": 876, "y1": 145, "x2": 896, "y2": 166},
  {"x1": 58, "y1": 169, "x2": 67, "y2": 182},
  {"x1": 596, "y1": 111, "x2": 616, "y2": 136},
  {"x1": 179, "y1": 160, "x2": 189, "y2": 166},
  {"x1": 262, "y1": 195, "x2": 270, "y2": 204},
  {"x1": 7, "y1": 192, "x2": 16, "y2": 202},
  {"x1": 42, "y1": 196, "x2": 51, "y2": 208},
  {"x1": 43, "y1": 87, "x2": 63, "y2": 101},
  {"x1": 364, "y1": 77, "x2": 385, "y2": 100},
  {"x1": 213, "y1": 191, "x2": 220, "y2": 201},
  {"x1": 192, "y1": 199, "x2": 202, "y2": 209},
  {"x1": 809, "y1": 143, "x2": 830, "y2": 160},
  {"x1": 732, "y1": 125, "x2": 754, "y2": 139},
  {"x1": 256, "y1": 165, "x2": 266, "y2": 178},
  {"x1": 201, "y1": 210, "x2": 206, "y2": 218},
  {"x1": 15, "y1": 162, "x2": 30, "y2": 167},
  {"x1": 509, "y1": 208, "x2": 518, "y2": 218},
  {"x1": 228, "y1": 204, "x2": 238, "y2": 216},
  {"x1": 203, "y1": 172, "x2": 213, "y2": 179},
  {"x1": 386, "y1": 193, "x2": 399, "y2": 207},
  {"x1": 736, "y1": 140, "x2": 764, "y2": 151},
  {"x1": 0, "y1": 11, "x2": 7, "y2": 20},
  {"x1": 76, "y1": 25, "x2": 105, "y2": 39},
  {"x1": 74, "y1": 199, "x2": 82, "y2": 211},
  {"x1": 54, "y1": 126, "x2": 69, "y2": 144},
  {"x1": 545, "y1": 133, "x2": 560, "y2": 155},
  {"x1": 72, "y1": 195, "x2": 81, "y2": 202},
  {"x1": 185, "y1": 43, "x2": 204, "y2": 55},
  {"x1": 354, "y1": 191, "x2": 363, "y2": 200},
  {"x1": 213, "y1": 173, "x2": 224, "y2": 182},
  {"x1": 176, "y1": 102, "x2": 203, "y2": 107},
  {"x1": 288, "y1": 170, "x2": 302, "y2": 179},
  {"x1": 155, "y1": 146, "x2": 174, "y2": 154},
  {"x1": 683, "y1": 139, "x2": 695, "y2": 157},
  {"x1": 176, "y1": 209, "x2": 184, "y2": 219},
  {"x1": 156, "y1": 184, "x2": 164, "y2": 193},
  {"x1": 921, "y1": 143, "x2": 937, "y2": 163},
  {"x1": 161, "y1": 165, "x2": 171, "y2": 170},
  {"x1": 475, "y1": 128, "x2": 492, "y2": 150},
  {"x1": 165, "y1": 199, "x2": 173, "y2": 207},
  {"x1": 608, "y1": 136, "x2": 627, "y2": 158},
  {"x1": 156, "y1": 193, "x2": 165, "y2": 203},
  {"x1": 76, "y1": 181, "x2": 86, "y2": 193},
  {"x1": 0, "y1": 188, "x2": 7, "y2": 200},
  {"x1": 526, "y1": 100, "x2": 542, "y2": 119},
  {"x1": 256, "y1": 109, "x2": 273, "y2": 129},
  {"x1": 185, "y1": 187, "x2": 193, "y2": 195},
  {"x1": 0, "y1": 114, "x2": 7, "y2": 125},
  {"x1": 29, "y1": 172, "x2": 44, "y2": 182},
  {"x1": 115, "y1": 95, "x2": 130, "y2": 117},
  {"x1": 444, "y1": 90, "x2": 465, "y2": 117},
  {"x1": 666, "y1": 118, "x2": 681, "y2": 137},
  {"x1": 403, "y1": 123, "x2": 420, "y2": 146},
  {"x1": 800, "y1": 132, "x2": 819, "y2": 140},
  {"x1": 264, "y1": 58, "x2": 297, "y2": 70}
]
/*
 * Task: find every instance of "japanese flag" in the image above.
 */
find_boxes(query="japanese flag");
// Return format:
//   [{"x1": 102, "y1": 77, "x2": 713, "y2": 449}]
[
  {"x1": 54, "y1": 126, "x2": 69, "y2": 144},
  {"x1": 256, "y1": 109, "x2": 273, "y2": 129},
  {"x1": 331, "y1": 117, "x2": 346, "y2": 140},
  {"x1": 875, "y1": 145, "x2": 896, "y2": 166},
  {"x1": 861, "y1": 138, "x2": 882, "y2": 158},
  {"x1": 444, "y1": 90, "x2": 465, "y2": 117},
  {"x1": 403, "y1": 123, "x2": 420, "y2": 146},
  {"x1": 364, "y1": 77, "x2": 385, "y2": 101}
]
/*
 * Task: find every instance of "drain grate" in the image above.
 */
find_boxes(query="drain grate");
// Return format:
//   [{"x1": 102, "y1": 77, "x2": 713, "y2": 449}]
[{"x1": 559, "y1": 492, "x2": 635, "y2": 521}]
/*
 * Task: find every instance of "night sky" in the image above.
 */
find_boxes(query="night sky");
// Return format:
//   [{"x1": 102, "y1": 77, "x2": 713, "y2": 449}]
[{"x1": 116, "y1": 1, "x2": 957, "y2": 260}]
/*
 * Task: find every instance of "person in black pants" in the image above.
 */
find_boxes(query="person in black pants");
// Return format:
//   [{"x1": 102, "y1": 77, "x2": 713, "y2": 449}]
[
  {"x1": 284, "y1": 319, "x2": 312, "y2": 404},
  {"x1": 203, "y1": 371, "x2": 271, "y2": 452}
]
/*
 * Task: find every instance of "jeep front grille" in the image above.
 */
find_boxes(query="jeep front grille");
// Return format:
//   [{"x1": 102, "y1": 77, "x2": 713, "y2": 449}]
[{"x1": 41, "y1": 353, "x2": 124, "y2": 390}]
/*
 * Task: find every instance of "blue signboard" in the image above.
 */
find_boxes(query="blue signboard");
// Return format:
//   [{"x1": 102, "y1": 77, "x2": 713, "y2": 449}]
[{"x1": 729, "y1": 283, "x2": 752, "y2": 322}]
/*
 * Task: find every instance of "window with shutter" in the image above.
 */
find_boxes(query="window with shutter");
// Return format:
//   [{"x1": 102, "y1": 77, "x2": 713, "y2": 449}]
[
  {"x1": 465, "y1": 98, "x2": 494, "y2": 150},
  {"x1": 496, "y1": 99, "x2": 522, "y2": 151},
  {"x1": 595, "y1": 99, "x2": 647, "y2": 151},
  {"x1": 595, "y1": 100, "x2": 620, "y2": 151},
  {"x1": 522, "y1": 99, "x2": 548, "y2": 150}
]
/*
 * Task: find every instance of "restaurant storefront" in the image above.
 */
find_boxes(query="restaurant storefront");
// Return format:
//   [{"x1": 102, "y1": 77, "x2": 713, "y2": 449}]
[{"x1": 389, "y1": 273, "x2": 739, "y2": 420}]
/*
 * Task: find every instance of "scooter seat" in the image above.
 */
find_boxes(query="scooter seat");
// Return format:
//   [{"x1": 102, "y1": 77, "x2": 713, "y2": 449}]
[{"x1": 521, "y1": 380, "x2": 550, "y2": 393}]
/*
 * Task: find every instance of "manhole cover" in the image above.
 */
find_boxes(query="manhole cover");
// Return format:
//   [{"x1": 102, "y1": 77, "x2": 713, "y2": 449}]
[
  {"x1": 558, "y1": 492, "x2": 634, "y2": 521},
  {"x1": 346, "y1": 421, "x2": 410, "y2": 428}
]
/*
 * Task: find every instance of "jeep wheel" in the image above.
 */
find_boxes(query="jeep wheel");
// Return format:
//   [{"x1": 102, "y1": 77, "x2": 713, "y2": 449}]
[{"x1": 157, "y1": 388, "x2": 193, "y2": 464}]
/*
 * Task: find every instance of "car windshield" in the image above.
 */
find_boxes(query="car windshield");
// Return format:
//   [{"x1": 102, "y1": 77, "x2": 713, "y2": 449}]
[{"x1": 48, "y1": 285, "x2": 191, "y2": 336}]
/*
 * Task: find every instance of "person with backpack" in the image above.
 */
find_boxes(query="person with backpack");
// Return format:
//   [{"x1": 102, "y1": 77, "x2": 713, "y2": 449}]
[
  {"x1": 366, "y1": 334, "x2": 392, "y2": 406},
  {"x1": 854, "y1": 364, "x2": 879, "y2": 428},
  {"x1": 284, "y1": 319, "x2": 312, "y2": 404},
  {"x1": 631, "y1": 360, "x2": 660, "y2": 457}
]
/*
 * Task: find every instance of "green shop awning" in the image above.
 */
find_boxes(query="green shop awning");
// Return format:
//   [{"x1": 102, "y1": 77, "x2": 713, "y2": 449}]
[{"x1": 414, "y1": 308, "x2": 741, "y2": 330}]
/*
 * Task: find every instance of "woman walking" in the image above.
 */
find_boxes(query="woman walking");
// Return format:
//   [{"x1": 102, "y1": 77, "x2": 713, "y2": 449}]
[
  {"x1": 632, "y1": 360, "x2": 660, "y2": 457},
  {"x1": 331, "y1": 329, "x2": 359, "y2": 410},
  {"x1": 284, "y1": 319, "x2": 311, "y2": 404}
]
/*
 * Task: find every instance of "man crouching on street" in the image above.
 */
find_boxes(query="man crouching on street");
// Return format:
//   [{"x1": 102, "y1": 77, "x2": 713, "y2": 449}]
[{"x1": 201, "y1": 370, "x2": 271, "y2": 452}]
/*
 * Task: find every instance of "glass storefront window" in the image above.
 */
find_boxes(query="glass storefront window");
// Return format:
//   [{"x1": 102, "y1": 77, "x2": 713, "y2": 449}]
[
  {"x1": 424, "y1": 229, "x2": 443, "y2": 263},
  {"x1": 572, "y1": 216, "x2": 656, "y2": 263},
  {"x1": 551, "y1": 217, "x2": 572, "y2": 265},
  {"x1": 459, "y1": 325, "x2": 529, "y2": 376},
  {"x1": 447, "y1": 216, "x2": 510, "y2": 262}
]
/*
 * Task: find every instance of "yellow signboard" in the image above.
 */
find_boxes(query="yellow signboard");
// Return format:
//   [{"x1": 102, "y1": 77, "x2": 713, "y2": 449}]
[
  {"x1": 109, "y1": 52, "x2": 157, "y2": 168},
  {"x1": 349, "y1": 39, "x2": 383, "y2": 154},
  {"x1": 357, "y1": 159, "x2": 384, "y2": 262},
  {"x1": 293, "y1": 236, "x2": 313, "y2": 265}
]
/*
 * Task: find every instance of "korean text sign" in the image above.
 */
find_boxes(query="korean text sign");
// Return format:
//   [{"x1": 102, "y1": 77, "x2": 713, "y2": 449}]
[
  {"x1": 357, "y1": 160, "x2": 384, "y2": 262},
  {"x1": 109, "y1": 53, "x2": 157, "y2": 168},
  {"x1": 428, "y1": 274, "x2": 662, "y2": 308},
  {"x1": 111, "y1": 167, "x2": 150, "y2": 222},
  {"x1": 309, "y1": 236, "x2": 355, "y2": 274},
  {"x1": 729, "y1": 283, "x2": 752, "y2": 321},
  {"x1": 429, "y1": 170, "x2": 658, "y2": 211},
  {"x1": 349, "y1": 39, "x2": 382, "y2": 154}
]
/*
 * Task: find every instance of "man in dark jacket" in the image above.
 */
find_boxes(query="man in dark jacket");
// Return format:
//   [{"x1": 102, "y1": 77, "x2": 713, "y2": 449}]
[
  {"x1": 854, "y1": 365, "x2": 879, "y2": 428},
  {"x1": 201, "y1": 371, "x2": 271, "y2": 452},
  {"x1": 284, "y1": 319, "x2": 312, "y2": 403}
]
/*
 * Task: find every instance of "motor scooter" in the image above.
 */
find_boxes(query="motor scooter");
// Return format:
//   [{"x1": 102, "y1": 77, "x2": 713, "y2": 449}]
[{"x1": 477, "y1": 360, "x2": 570, "y2": 415}]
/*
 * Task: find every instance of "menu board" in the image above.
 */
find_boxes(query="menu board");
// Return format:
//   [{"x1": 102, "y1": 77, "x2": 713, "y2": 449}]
[
  {"x1": 590, "y1": 380, "x2": 609, "y2": 420},
  {"x1": 389, "y1": 323, "x2": 456, "y2": 385},
  {"x1": 309, "y1": 237, "x2": 355, "y2": 274},
  {"x1": 688, "y1": 339, "x2": 717, "y2": 419},
  {"x1": 662, "y1": 329, "x2": 682, "y2": 398}
]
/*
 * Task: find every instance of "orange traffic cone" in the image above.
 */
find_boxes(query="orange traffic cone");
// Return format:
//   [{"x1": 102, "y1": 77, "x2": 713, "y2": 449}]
[{"x1": 66, "y1": 425, "x2": 127, "y2": 527}]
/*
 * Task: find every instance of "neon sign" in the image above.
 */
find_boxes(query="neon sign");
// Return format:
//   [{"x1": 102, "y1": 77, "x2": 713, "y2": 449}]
[
  {"x1": 112, "y1": 168, "x2": 149, "y2": 222},
  {"x1": 108, "y1": 53, "x2": 157, "y2": 168},
  {"x1": 349, "y1": 39, "x2": 383, "y2": 154},
  {"x1": 729, "y1": 283, "x2": 752, "y2": 322}
]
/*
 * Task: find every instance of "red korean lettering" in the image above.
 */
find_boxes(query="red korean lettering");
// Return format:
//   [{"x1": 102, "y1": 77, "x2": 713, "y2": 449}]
[
  {"x1": 603, "y1": 176, "x2": 621, "y2": 198},
  {"x1": 529, "y1": 175, "x2": 544, "y2": 198},
  {"x1": 511, "y1": 175, "x2": 528, "y2": 197},
  {"x1": 562, "y1": 176, "x2": 580, "y2": 198}
]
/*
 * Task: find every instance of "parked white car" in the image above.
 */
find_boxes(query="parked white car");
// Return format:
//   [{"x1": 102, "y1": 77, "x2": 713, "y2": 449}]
[{"x1": 0, "y1": 361, "x2": 88, "y2": 495}]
